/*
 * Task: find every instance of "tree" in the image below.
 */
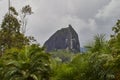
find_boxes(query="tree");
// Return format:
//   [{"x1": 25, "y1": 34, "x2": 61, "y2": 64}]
[
  {"x1": 85, "y1": 34, "x2": 110, "y2": 53},
  {"x1": 20, "y1": 5, "x2": 33, "y2": 34},
  {"x1": 0, "y1": 5, "x2": 34, "y2": 54},
  {"x1": 0, "y1": 45, "x2": 51, "y2": 80},
  {"x1": 109, "y1": 19, "x2": 120, "y2": 80},
  {"x1": 83, "y1": 34, "x2": 114, "y2": 80},
  {"x1": 88, "y1": 52, "x2": 114, "y2": 80},
  {"x1": 109, "y1": 20, "x2": 120, "y2": 56}
]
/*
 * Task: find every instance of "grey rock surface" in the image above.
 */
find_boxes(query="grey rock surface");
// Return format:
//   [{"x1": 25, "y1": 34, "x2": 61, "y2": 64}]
[{"x1": 43, "y1": 25, "x2": 80, "y2": 53}]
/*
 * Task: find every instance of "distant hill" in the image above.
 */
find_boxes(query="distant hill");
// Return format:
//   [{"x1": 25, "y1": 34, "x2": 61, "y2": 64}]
[{"x1": 43, "y1": 24, "x2": 80, "y2": 53}]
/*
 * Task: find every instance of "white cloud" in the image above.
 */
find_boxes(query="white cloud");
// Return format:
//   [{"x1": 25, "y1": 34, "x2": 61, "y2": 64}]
[
  {"x1": 96, "y1": 0, "x2": 120, "y2": 19},
  {"x1": 0, "y1": 0, "x2": 116, "y2": 47}
]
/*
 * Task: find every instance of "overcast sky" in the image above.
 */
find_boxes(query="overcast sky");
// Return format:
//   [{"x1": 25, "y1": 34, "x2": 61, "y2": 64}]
[{"x1": 0, "y1": 0, "x2": 120, "y2": 47}]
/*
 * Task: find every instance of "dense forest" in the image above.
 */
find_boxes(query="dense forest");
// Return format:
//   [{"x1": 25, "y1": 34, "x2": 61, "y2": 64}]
[{"x1": 0, "y1": 4, "x2": 120, "y2": 80}]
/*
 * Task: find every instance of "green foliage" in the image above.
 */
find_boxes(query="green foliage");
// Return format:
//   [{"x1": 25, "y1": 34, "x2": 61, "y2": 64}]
[
  {"x1": 69, "y1": 54, "x2": 90, "y2": 80},
  {"x1": 88, "y1": 53, "x2": 114, "y2": 80},
  {"x1": 50, "y1": 33, "x2": 115, "y2": 80},
  {"x1": 109, "y1": 20, "x2": 120, "y2": 80},
  {"x1": 0, "y1": 5, "x2": 34, "y2": 54},
  {"x1": 9, "y1": 7, "x2": 18, "y2": 15},
  {"x1": 85, "y1": 34, "x2": 110, "y2": 53},
  {"x1": 50, "y1": 51, "x2": 115, "y2": 80},
  {"x1": 109, "y1": 20, "x2": 120, "y2": 55},
  {"x1": 50, "y1": 50, "x2": 74, "y2": 63},
  {"x1": 0, "y1": 45, "x2": 51, "y2": 80},
  {"x1": 51, "y1": 63, "x2": 73, "y2": 80}
]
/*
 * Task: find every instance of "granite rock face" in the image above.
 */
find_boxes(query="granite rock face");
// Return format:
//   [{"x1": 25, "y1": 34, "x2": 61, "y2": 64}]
[{"x1": 43, "y1": 25, "x2": 80, "y2": 53}]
